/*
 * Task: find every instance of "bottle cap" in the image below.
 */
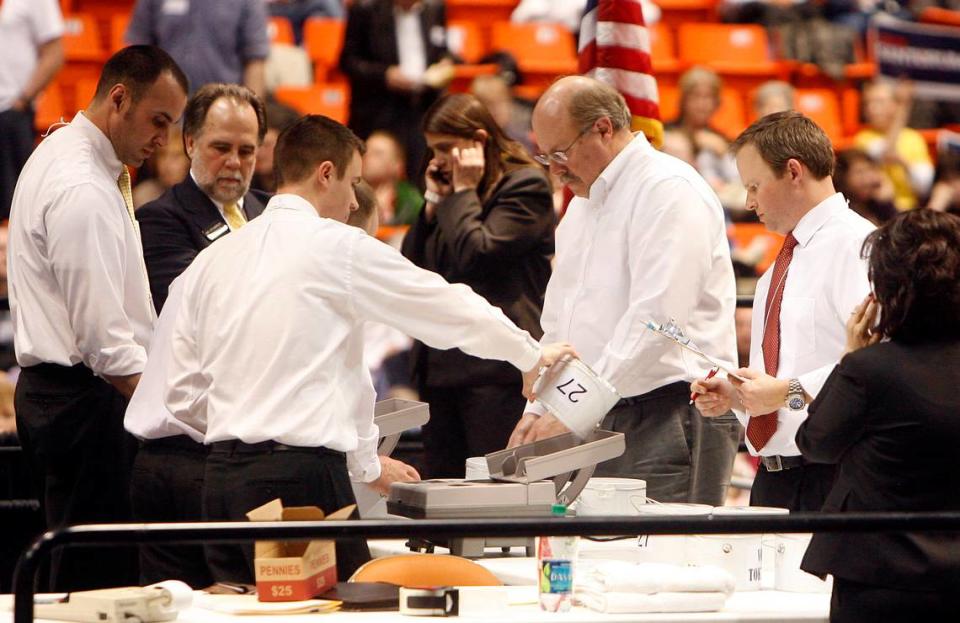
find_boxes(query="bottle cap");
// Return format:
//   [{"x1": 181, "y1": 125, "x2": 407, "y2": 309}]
[{"x1": 551, "y1": 504, "x2": 567, "y2": 516}]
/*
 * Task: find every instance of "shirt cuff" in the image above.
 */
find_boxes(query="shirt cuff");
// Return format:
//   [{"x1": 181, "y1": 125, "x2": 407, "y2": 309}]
[
  {"x1": 513, "y1": 337, "x2": 541, "y2": 374},
  {"x1": 87, "y1": 344, "x2": 147, "y2": 378},
  {"x1": 525, "y1": 400, "x2": 548, "y2": 417}
]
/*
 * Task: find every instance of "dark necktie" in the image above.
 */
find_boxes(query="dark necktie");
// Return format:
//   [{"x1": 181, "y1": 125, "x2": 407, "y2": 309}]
[{"x1": 747, "y1": 232, "x2": 798, "y2": 452}]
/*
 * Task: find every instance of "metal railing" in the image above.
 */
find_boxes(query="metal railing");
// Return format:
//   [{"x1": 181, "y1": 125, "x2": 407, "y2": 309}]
[{"x1": 14, "y1": 511, "x2": 960, "y2": 622}]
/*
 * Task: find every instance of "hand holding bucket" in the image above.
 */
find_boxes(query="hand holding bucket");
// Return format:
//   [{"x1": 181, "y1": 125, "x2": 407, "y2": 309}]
[{"x1": 532, "y1": 358, "x2": 621, "y2": 439}]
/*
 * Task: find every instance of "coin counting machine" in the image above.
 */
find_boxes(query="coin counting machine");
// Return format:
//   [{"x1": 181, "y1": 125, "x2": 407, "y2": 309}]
[{"x1": 388, "y1": 429, "x2": 626, "y2": 556}]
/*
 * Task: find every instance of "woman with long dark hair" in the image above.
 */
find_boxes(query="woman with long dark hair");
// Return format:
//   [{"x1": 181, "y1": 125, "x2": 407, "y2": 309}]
[
  {"x1": 401, "y1": 93, "x2": 554, "y2": 478},
  {"x1": 797, "y1": 209, "x2": 960, "y2": 621}
]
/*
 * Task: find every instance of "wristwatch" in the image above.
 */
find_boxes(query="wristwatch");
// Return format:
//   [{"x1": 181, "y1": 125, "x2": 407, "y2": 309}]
[{"x1": 785, "y1": 379, "x2": 806, "y2": 411}]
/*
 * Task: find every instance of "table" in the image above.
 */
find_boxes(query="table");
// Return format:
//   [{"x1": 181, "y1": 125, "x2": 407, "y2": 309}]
[{"x1": 0, "y1": 591, "x2": 829, "y2": 623}]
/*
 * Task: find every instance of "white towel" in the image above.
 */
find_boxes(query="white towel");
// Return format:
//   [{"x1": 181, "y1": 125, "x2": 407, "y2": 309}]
[
  {"x1": 577, "y1": 589, "x2": 729, "y2": 614},
  {"x1": 578, "y1": 561, "x2": 735, "y2": 594}
]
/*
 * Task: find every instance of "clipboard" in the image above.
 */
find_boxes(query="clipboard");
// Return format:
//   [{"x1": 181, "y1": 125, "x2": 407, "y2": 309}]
[{"x1": 645, "y1": 320, "x2": 747, "y2": 382}]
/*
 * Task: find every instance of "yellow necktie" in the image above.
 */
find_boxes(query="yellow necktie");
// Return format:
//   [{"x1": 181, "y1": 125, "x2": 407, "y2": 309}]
[
  {"x1": 117, "y1": 167, "x2": 137, "y2": 225},
  {"x1": 223, "y1": 201, "x2": 247, "y2": 230}
]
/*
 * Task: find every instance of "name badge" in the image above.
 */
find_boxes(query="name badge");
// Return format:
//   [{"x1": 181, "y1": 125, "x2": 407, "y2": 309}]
[
  {"x1": 162, "y1": 0, "x2": 189, "y2": 16},
  {"x1": 203, "y1": 222, "x2": 229, "y2": 242}
]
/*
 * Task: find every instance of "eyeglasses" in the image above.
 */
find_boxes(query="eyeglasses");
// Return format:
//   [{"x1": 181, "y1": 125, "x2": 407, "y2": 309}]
[{"x1": 533, "y1": 125, "x2": 593, "y2": 167}]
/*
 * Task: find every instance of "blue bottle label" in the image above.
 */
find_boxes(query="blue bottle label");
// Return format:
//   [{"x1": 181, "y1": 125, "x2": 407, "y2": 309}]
[{"x1": 539, "y1": 559, "x2": 573, "y2": 594}]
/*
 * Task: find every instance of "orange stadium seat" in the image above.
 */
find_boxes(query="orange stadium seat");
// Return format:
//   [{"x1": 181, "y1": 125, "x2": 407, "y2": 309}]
[
  {"x1": 918, "y1": 6, "x2": 960, "y2": 27},
  {"x1": 659, "y1": 86, "x2": 747, "y2": 139},
  {"x1": 62, "y1": 13, "x2": 107, "y2": 62},
  {"x1": 729, "y1": 222, "x2": 784, "y2": 274},
  {"x1": 650, "y1": 22, "x2": 683, "y2": 87},
  {"x1": 303, "y1": 17, "x2": 345, "y2": 82},
  {"x1": 678, "y1": 23, "x2": 788, "y2": 90},
  {"x1": 273, "y1": 83, "x2": 349, "y2": 123},
  {"x1": 491, "y1": 22, "x2": 577, "y2": 99},
  {"x1": 34, "y1": 84, "x2": 67, "y2": 134},
  {"x1": 447, "y1": 19, "x2": 487, "y2": 64},
  {"x1": 109, "y1": 13, "x2": 130, "y2": 53},
  {"x1": 268, "y1": 16, "x2": 295, "y2": 46},
  {"x1": 795, "y1": 89, "x2": 843, "y2": 143},
  {"x1": 656, "y1": 0, "x2": 718, "y2": 30},
  {"x1": 446, "y1": 0, "x2": 518, "y2": 25}
]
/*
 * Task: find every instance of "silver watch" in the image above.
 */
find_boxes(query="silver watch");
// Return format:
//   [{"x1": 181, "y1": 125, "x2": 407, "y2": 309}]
[{"x1": 785, "y1": 378, "x2": 805, "y2": 411}]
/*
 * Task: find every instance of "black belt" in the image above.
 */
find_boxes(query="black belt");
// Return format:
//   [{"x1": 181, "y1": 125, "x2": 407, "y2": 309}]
[
  {"x1": 209, "y1": 439, "x2": 345, "y2": 459},
  {"x1": 616, "y1": 381, "x2": 689, "y2": 408},
  {"x1": 759, "y1": 454, "x2": 806, "y2": 472},
  {"x1": 139, "y1": 435, "x2": 208, "y2": 454}
]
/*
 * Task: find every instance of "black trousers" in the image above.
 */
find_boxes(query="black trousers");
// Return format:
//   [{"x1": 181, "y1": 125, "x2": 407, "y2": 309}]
[
  {"x1": 0, "y1": 107, "x2": 35, "y2": 221},
  {"x1": 750, "y1": 461, "x2": 837, "y2": 511},
  {"x1": 202, "y1": 443, "x2": 370, "y2": 584},
  {"x1": 130, "y1": 436, "x2": 213, "y2": 588},
  {"x1": 594, "y1": 382, "x2": 740, "y2": 505},
  {"x1": 419, "y1": 383, "x2": 526, "y2": 479},
  {"x1": 830, "y1": 577, "x2": 959, "y2": 622},
  {"x1": 14, "y1": 363, "x2": 138, "y2": 591}
]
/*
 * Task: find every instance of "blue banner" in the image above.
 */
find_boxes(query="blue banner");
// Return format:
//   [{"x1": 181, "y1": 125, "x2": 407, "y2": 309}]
[{"x1": 870, "y1": 14, "x2": 960, "y2": 101}]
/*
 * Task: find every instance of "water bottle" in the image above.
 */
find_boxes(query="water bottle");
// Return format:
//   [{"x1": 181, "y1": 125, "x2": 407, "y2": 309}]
[{"x1": 537, "y1": 504, "x2": 578, "y2": 612}]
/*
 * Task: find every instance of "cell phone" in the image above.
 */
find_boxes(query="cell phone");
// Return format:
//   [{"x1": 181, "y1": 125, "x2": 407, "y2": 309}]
[{"x1": 429, "y1": 169, "x2": 451, "y2": 186}]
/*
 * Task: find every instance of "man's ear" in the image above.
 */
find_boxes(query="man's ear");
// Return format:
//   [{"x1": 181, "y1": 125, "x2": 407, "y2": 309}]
[
  {"x1": 109, "y1": 84, "x2": 127, "y2": 113},
  {"x1": 316, "y1": 160, "x2": 335, "y2": 186},
  {"x1": 184, "y1": 133, "x2": 197, "y2": 160},
  {"x1": 786, "y1": 158, "x2": 804, "y2": 183}
]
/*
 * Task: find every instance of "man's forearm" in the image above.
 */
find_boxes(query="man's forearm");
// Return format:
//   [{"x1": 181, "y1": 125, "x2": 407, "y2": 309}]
[
  {"x1": 104, "y1": 372, "x2": 141, "y2": 400},
  {"x1": 242, "y1": 59, "x2": 266, "y2": 100},
  {"x1": 19, "y1": 39, "x2": 64, "y2": 105}
]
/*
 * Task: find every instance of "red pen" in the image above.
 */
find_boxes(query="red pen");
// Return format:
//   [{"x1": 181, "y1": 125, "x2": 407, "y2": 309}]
[{"x1": 690, "y1": 367, "x2": 719, "y2": 404}]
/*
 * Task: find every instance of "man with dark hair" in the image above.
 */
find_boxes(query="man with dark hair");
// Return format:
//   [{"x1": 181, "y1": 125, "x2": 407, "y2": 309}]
[
  {"x1": 158, "y1": 114, "x2": 576, "y2": 584},
  {"x1": 693, "y1": 111, "x2": 874, "y2": 511},
  {"x1": 124, "y1": 82, "x2": 266, "y2": 588},
  {"x1": 9, "y1": 45, "x2": 187, "y2": 591},
  {"x1": 512, "y1": 75, "x2": 740, "y2": 506},
  {"x1": 137, "y1": 83, "x2": 268, "y2": 312}
]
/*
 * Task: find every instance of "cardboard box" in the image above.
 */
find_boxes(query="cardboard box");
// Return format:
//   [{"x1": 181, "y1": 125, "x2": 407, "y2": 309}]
[{"x1": 246, "y1": 498, "x2": 356, "y2": 602}]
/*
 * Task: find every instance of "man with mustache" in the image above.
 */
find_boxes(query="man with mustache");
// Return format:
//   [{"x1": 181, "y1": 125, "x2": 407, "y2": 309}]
[
  {"x1": 138, "y1": 83, "x2": 269, "y2": 313},
  {"x1": 125, "y1": 83, "x2": 267, "y2": 588},
  {"x1": 509, "y1": 76, "x2": 740, "y2": 506}
]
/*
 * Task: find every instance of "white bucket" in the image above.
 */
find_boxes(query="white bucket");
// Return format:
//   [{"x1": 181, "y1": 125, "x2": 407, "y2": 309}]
[
  {"x1": 533, "y1": 358, "x2": 620, "y2": 439},
  {"x1": 711, "y1": 506, "x2": 789, "y2": 590},
  {"x1": 576, "y1": 478, "x2": 647, "y2": 516},
  {"x1": 632, "y1": 503, "x2": 713, "y2": 566},
  {"x1": 465, "y1": 456, "x2": 490, "y2": 480},
  {"x1": 774, "y1": 533, "x2": 832, "y2": 593},
  {"x1": 689, "y1": 534, "x2": 762, "y2": 591}
]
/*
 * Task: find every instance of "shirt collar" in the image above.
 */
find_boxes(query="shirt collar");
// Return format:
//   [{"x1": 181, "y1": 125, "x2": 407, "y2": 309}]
[
  {"x1": 265, "y1": 193, "x2": 321, "y2": 217},
  {"x1": 791, "y1": 192, "x2": 848, "y2": 248},
  {"x1": 72, "y1": 112, "x2": 124, "y2": 180},
  {"x1": 588, "y1": 133, "x2": 653, "y2": 205}
]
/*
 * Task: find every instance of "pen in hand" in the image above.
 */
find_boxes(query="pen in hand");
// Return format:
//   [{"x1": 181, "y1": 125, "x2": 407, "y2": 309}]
[{"x1": 690, "y1": 367, "x2": 719, "y2": 404}]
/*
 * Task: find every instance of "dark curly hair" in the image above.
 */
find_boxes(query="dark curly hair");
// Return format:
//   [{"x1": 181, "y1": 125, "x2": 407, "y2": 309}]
[{"x1": 863, "y1": 209, "x2": 960, "y2": 342}]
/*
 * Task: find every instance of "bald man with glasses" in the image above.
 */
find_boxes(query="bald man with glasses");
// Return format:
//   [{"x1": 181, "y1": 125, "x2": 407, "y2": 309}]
[{"x1": 509, "y1": 76, "x2": 740, "y2": 505}]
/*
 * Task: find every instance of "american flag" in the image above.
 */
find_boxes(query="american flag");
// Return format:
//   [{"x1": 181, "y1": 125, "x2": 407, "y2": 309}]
[{"x1": 577, "y1": 0, "x2": 663, "y2": 147}]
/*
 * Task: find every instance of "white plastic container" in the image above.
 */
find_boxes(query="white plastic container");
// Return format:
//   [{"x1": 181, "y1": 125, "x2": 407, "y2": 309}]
[
  {"x1": 538, "y1": 505, "x2": 577, "y2": 612},
  {"x1": 577, "y1": 502, "x2": 716, "y2": 566},
  {"x1": 576, "y1": 478, "x2": 647, "y2": 516},
  {"x1": 775, "y1": 533, "x2": 833, "y2": 593},
  {"x1": 533, "y1": 358, "x2": 620, "y2": 439},
  {"x1": 706, "y1": 506, "x2": 789, "y2": 590}
]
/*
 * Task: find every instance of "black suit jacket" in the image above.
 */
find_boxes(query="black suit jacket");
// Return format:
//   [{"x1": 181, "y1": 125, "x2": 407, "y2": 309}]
[
  {"x1": 339, "y1": 0, "x2": 447, "y2": 180},
  {"x1": 401, "y1": 167, "x2": 555, "y2": 387},
  {"x1": 138, "y1": 176, "x2": 268, "y2": 312},
  {"x1": 797, "y1": 339, "x2": 960, "y2": 590}
]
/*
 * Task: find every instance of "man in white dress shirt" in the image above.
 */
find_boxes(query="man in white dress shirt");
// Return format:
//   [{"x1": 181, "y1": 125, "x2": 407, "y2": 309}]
[
  {"x1": 162, "y1": 114, "x2": 576, "y2": 584},
  {"x1": 9, "y1": 46, "x2": 188, "y2": 590},
  {"x1": 693, "y1": 112, "x2": 874, "y2": 511},
  {"x1": 510, "y1": 76, "x2": 740, "y2": 505}
]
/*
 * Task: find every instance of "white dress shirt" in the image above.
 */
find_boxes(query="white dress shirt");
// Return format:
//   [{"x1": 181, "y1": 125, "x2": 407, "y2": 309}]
[
  {"x1": 528, "y1": 133, "x2": 737, "y2": 417},
  {"x1": 0, "y1": 0, "x2": 63, "y2": 110},
  {"x1": 124, "y1": 277, "x2": 204, "y2": 442},
  {"x1": 8, "y1": 112, "x2": 155, "y2": 377},
  {"x1": 165, "y1": 193, "x2": 541, "y2": 482},
  {"x1": 738, "y1": 192, "x2": 874, "y2": 457},
  {"x1": 395, "y1": 4, "x2": 426, "y2": 83}
]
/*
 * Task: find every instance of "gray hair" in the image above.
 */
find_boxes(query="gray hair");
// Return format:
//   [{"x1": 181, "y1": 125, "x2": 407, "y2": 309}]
[
  {"x1": 753, "y1": 81, "x2": 796, "y2": 114},
  {"x1": 568, "y1": 78, "x2": 632, "y2": 131}
]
